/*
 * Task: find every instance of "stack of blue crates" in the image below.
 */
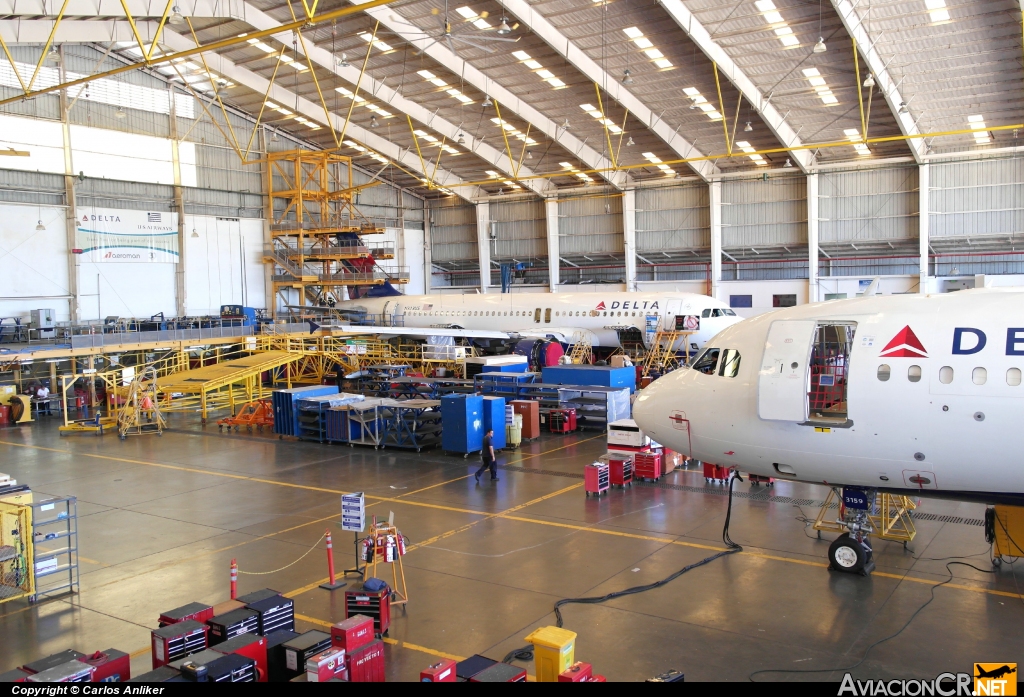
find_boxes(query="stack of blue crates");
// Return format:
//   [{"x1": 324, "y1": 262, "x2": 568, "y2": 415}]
[
  {"x1": 482, "y1": 396, "x2": 507, "y2": 450},
  {"x1": 272, "y1": 384, "x2": 338, "y2": 436},
  {"x1": 541, "y1": 365, "x2": 637, "y2": 393},
  {"x1": 440, "y1": 394, "x2": 483, "y2": 455}
]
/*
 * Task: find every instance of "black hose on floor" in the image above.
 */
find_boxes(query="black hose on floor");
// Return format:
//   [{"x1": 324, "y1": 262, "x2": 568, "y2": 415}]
[{"x1": 503, "y1": 472, "x2": 745, "y2": 664}]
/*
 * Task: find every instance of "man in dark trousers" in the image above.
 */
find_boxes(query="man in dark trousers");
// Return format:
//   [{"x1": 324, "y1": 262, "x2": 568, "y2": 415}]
[{"x1": 474, "y1": 427, "x2": 498, "y2": 483}]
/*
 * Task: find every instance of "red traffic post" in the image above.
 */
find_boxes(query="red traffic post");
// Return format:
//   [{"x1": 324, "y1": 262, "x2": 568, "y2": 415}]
[
  {"x1": 230, "y1": 558, "x2": 238, "y2": 599},
  {"x1": 320, "y1": 529, "x2": 346, "y2": 591}
]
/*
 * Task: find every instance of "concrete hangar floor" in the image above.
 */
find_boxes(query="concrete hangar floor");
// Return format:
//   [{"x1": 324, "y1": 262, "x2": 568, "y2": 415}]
[{"x1": 0, "y1": 417, "x2": 1017, "y2": 682}]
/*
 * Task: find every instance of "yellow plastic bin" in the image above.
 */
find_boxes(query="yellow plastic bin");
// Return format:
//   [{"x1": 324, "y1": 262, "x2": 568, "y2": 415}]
[{"x1": 524, "y1": 626, "x2": 577, "y2": 682}]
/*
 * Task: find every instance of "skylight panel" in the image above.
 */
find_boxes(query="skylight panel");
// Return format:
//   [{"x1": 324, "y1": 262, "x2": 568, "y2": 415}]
[
  {"x1": 622, "y1": 26, "x2": 672, "y2": 69},
  {"x1": 754, "y1": 0, "x2": 800, "y2": 48},
  {"x1": 968, "y1": 114, "x2": 990, "y2": 144},
  {"x1": 843, "y1": 128, "x2": 871, "y2": 155},
  {"x1": 924, "y1": 0, "x2": 950, "y2": 23},
  {"x1": 683, "y1": 87, "x2": 722, "y2": 120},
  {"x1": 803, "y1": 68, "x2": 838, "y2": 105}
]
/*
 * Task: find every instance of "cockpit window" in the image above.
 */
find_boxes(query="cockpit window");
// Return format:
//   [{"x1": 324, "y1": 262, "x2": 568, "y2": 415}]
[
  {"x1": 692, "y1": 348, "x2": 720, "y2": 375},
  {"x1": 701, "y1": 308, "x2": 712, "y2": 318},
  {"x1": 719, "y1": 349, "x2": 741, "y2": 378}
]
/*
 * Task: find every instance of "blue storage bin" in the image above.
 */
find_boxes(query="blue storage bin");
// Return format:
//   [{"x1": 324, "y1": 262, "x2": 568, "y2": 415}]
[
  {"x1": 482, "y1": 396, "x2": 507, "y2": 450},
  {"x1": 541, "y1": 365, "x2": 636, "y2": 393},
  {"x1": 272, "y1": 384, "x2": 338, "y2": 436},
  {"x1": 440, "y1": 394, "x2": 484, "y2": 455},
  {"x1": 481, "y1": 362, "x2": 528, "y2": 373}
]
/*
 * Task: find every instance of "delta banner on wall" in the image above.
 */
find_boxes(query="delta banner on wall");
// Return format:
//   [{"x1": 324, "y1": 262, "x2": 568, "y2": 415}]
[{"x1": 76, "y1": 207, "x2": 179, "y2": 263}]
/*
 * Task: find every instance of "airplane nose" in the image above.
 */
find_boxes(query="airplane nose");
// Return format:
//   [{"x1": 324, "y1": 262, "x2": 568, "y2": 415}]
[{"x1": 633, "y1": 370, "x2": 687, "y2": 446}]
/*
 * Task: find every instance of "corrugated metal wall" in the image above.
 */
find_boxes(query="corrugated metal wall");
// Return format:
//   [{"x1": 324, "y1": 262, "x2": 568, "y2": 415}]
[
  {"x1": 636, "y1": 184, "x2": 709, "y2": 252},
  {"x1": 196, "y1": 144, "x2": 263, "y2": 195},
  {"x1": 722, "y1": 177, "x2": 806, "y2": 249},
  {"x1": 558, "y1": 195, "x2": 623, "y2": 256},
  {"x1": 77, "y1": 178, "x2": 175, "y2": 212},
  {"x1": 0, "y1": 169, "x2": 65, "y2": 206},
  {"x1": 931, "y1": 157, "x2": 1024, "y2": 238},
  {"x1": 491, "y1": 198, "x2": 545, "y2": 259},
  {"x1": 819, "y1": 167, "x2": 918, "y2": 243},
  {"x1": 429, "y1": 200, "x2": 477, "y2": 262}
]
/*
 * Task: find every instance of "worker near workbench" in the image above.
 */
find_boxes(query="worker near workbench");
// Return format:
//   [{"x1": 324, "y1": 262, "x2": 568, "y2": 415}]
[
  {"x1": 474, "y1": 428, "x2": 499, "y2": 483},
  {"x1": 35, "y1": 383, "x2": 52, "y2": 415}
]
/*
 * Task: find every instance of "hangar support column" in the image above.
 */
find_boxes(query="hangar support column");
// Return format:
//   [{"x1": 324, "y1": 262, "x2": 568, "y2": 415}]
[
  {"x1": 709, "y1": 181, "x2": 723, "y2": 300},
  {"x1": 545, "y1": 198, "x2": 559, "y2": 292},
  {"x1": 476, "y1": 202, "x2": 491, "y2": 293},
  {"x1": 807, "y1": 173, "x2": 819, "y2": 304},
  {"x1": 623, "y1": 189, "x2": 637, "y2": 291},
  {"x1": 58, "y1": 47, "x2": 79, "y2": 323},
  {"x1": 919, "y1": 163, "x2": 930, "y2": 294}
]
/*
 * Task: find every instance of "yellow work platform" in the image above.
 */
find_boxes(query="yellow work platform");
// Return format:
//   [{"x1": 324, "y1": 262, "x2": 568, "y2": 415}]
[{"x1": 153, "y1": 350, "x2": 300, "y2": 423}]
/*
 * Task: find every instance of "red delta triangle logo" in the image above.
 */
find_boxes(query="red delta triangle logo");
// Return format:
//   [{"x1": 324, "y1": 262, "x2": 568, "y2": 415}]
[
  {"x1": 879, "y1": 325, "x2": 928, "y2": 358},
  {"x1": 595, "y1": 301, "x2": 606, "y2": 310}
]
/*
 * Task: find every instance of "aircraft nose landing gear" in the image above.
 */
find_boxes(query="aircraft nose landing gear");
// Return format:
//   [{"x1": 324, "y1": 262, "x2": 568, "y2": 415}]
[{"x1": 826, "y1": 488, "x2": 877, "y2": 576}]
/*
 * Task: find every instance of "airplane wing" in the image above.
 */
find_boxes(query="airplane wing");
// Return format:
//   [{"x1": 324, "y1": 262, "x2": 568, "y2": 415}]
[{"x1": 511, "y1": 328, "x2": 598, "y2": 345}]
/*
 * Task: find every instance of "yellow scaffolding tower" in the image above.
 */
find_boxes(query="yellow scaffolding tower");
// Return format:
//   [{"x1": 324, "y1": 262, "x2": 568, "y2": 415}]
[
  {"x1": 264, "y1": 149, "x2": 408, "y2": 313},
  {"x1": 641, "y1": 322, "x2": 694, "y2": 378}
]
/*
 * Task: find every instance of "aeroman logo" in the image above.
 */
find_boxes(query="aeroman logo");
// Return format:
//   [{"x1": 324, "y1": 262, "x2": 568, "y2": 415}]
[{"x1": 104, "y1": 251, "x2": 141, "y2": 260}]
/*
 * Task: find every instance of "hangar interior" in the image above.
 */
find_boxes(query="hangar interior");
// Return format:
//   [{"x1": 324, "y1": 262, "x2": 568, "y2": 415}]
[{"x1": 0, "y1": 0, "x2": 1022, "y2": 684}]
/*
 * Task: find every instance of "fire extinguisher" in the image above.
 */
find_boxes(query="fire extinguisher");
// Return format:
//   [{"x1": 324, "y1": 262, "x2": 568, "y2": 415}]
[
  {"x1": 384, "y1": 535, "x2": 396, "y2": 563},
  {"x1": 396, "y1": 533, "x2": 406, "y2": 556},
  {"x1": 361, "y1": 537, "x2": 374, "y2": 563}
]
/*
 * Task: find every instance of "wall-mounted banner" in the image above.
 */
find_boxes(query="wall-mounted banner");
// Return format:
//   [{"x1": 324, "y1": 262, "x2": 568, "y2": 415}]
[{"x1": 76, "y1": 208, "x2": 179, "y2": 263}]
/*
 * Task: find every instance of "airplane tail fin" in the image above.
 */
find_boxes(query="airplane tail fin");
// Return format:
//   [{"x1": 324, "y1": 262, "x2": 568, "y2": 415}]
[{"x1": 364, "y1": 281, "x2": 404, "y2": 298}]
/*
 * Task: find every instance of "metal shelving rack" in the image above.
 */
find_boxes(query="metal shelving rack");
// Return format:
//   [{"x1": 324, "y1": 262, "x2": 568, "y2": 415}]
[{"x1": 30, "y1": 496, "x2": 79, "y2": 603}]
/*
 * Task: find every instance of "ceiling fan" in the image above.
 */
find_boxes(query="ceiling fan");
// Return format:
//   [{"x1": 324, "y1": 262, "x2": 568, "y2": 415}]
[{"x1": 380, "y1": 1, "x2": 521, "y2": 54}]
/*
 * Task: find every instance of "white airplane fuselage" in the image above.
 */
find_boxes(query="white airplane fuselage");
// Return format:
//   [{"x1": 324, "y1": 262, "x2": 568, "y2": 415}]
[
  {"x1": 335, "y1": 291, "x2": 742, "y2": 350},
  {"x1": 634, "y1": 289, "x2": 1024, "y2": 504}
]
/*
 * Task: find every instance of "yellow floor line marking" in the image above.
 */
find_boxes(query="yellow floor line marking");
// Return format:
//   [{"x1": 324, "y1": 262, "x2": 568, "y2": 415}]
[
  {"x1": 77, "y1": 555, "x2": 108, "y2": 567},
  {"x1": 8, "y1": 439, "x2": 1018, "y2": 602},
  {"x1": 286, "y1": 483, "x2": 584, "y2": 598},
  {"x1": 129, "y1": 647, "x2": 151, "y2": 658}
]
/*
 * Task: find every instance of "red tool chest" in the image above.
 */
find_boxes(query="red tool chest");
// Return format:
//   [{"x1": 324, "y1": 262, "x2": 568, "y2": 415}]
[
  {"x1": 346, "y1": 640, "x2": 385, "y2": 682},
  {"x1": 78, "y1": 650, "x2": 130, "y2": 682},
  {"x1": 211, "y1": 632, "x2": 268, "y2": 682},
  {"x1": 151, "y1": 620, "x2": 208, "y2": 668},
  {"x1": 584, "y1": 462, "x2": 609, "y2": 497},
  {"x1": 23, "y1": 651, "x2": 85, "y2": 675},
  {"x1": 633, "y1": 452, "x2": 662, "y2": 481},
  {"x1": 558, "y1": 662, "x2": 593, "y2": 682},
  {"x1": 703, "y1": 462, "x2": 730, "y2": 483},
  {"x1": 345, "y1": 587, "x2": 390, "y2": 636},
  {"x1": 420, "y1": 659, "x2": 457, "y2": 682},
  {"x1": 158, "y1": 602, "x2": 213, "y2": 628},
  {"x1": 548, "y1": 408, "x2": 577, "y2": 434},
  {"x1": 305, "y1": 648, "x2": 347, "y2": 683},
  {"x1": 608, "y1": 457, "x2": 633, "y2": 487},
  {"x1": 332, "y1": 615, "x2": 375, "y2": 653}
]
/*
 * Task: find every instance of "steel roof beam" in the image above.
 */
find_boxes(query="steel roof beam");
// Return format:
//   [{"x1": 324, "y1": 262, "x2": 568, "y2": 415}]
[
  {"x1": 499, "y1": 0, "x2": 719, "y2": 182},
  {"x1": 831, "y1": 0, "x2": 927, "y2": 163},
  {"x1": 240, "y1": 2, "x2": 556, "y2": 197},
  {"x1": 657, "y1": 0, "x2": 813, "y2": 173},
  {"x1": 0, "y1": 18, "x2": 153, "y2": 43},
  {"x1": 158, "y1": 30, "x2": 487, "y2": 202},
  {"x1": 0, "y1": 0, "x2": 244, "y2": 18},
  {"x1": 350, "y1": 0, "x2": 630, "y2": 190}
]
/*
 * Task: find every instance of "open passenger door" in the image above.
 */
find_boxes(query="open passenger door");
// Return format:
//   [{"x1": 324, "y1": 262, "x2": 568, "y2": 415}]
[{"x1": 758, "y1": 320, "x2": 816, "y2": 421}]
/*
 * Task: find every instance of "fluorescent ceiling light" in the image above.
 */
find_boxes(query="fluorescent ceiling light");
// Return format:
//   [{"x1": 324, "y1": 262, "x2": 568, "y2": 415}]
[
  {"x1": 512, "y1": 50, "x2": 531, "y2": 61},
  {"x1": 803, "y1": 68, "x2": 838, "y2": 105},
  {"x1": 456, "y1": 6, "x2": 477, "y2": 18},
  {"x1": 924, "y1": 0, "x2": 950, "y2": 22}
]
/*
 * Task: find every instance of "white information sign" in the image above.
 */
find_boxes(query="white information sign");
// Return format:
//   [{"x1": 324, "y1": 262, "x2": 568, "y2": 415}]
[
  {"x1": 76, "y1": 207, "x2": 179, "y2": 263},
  {"x1": 341, "y1": 492, "x2": 365, "y2": 532}
]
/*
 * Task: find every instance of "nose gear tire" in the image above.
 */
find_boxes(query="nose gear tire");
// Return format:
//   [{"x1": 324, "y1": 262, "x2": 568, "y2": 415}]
[{"x1": 828, "y1": 533, "x2": 873, "y2": 575}]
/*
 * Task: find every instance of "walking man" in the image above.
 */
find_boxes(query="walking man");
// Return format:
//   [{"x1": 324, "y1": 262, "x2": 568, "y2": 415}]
[{"x1": 474, "y1": 427, "x2": 498, "y2": 483}]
